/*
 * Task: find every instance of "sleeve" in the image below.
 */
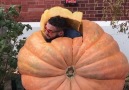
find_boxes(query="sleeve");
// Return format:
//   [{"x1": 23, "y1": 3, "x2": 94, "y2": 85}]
[{"x1": 64, "y1": 28, "x2": 82, "y2": 38}]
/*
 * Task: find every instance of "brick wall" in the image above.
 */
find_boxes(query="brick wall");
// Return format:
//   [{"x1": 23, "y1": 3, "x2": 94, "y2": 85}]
[{"x1": 1, "y1": 0, "x2": 129, "y2": 22}]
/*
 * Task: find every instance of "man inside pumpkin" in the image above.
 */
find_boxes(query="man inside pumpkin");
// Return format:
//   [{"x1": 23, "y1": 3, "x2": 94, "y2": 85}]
[{"x1": 43, "y1": 16, "x2": 82, "y2": 42}]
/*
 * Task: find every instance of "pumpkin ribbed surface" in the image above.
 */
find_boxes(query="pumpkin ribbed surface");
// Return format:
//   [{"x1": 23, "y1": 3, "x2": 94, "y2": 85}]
[{"x1": 18, "y1": 20, "x2": 129, "y2": 90}]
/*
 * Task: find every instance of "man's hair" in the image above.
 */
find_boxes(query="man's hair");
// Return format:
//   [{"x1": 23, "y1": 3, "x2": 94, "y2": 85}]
[{"x1": 48, "y1": 16, "x2": 68, "y2": 29}]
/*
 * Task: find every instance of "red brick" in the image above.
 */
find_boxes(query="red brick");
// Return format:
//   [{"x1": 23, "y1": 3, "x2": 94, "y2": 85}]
[
  {"x1": 61, "y1": 1, "x2": 65, "y2": 4},
  {"x1": 97, "y1": 3, "x2": 103, "y2": 6},
  {"x1": 86, "y1": 11, "x2": 97, "y2": 14},
  {"x1": 21, "y1": 5, "x2": 28, "y2": 12},
  {"x1": 125, "y1": 6, "x2": 129, "y2": 9},
  {"x1": 21, "y1": 2, "x2": 28, "y2": 5},
  {"x1": 95, "y1": 7, "x2": 103, "y2": 10},
  {"x1": 78, "y1": 7, "x2": 89, "y2": 11},
  {"x1": 44, "y1": 0, "x2": 54, "y2": 1},
  {"x1": 86, "y1": 3, "x2": 95, "y2": 7},
  {"x1": 120, "y1": 16, "x2": 128, "y2": 20},
  {"x1": 73, "y1": 8, "x2": 78, "y2": 11},
  {"x1": 28, "y1": 1, "x2": 37, "y2": 5},
  {"x1": 84, "y1": 14, "x2": 90, "y2": 17},
  {"x1": 5, "y1": 1, "x2": 12, "y2": 5},
  {"x1": 12, "y1": 0, "x2": 20, "y2": 1},
  {"x1": 44, "y1": 1, "x2": 54, "y2": 4},
  {"x1": 35, "y1": 5, "x2": 46, "y2": 8},
  {"x1": 28, "y1": 8, "x2": 44, "y2": 12},
  {"x1": 55, "y1": 1, "x2": 61, "y2": 5},
  {"x1": 89, "y1": 7, "x2": 94, "y2": 10},
  {"x1": 20, "y1": 12, "x2": 28, "y2": 16},
  {"x1": 90, "y1": 14, "x2": 95, "y2": 17},
  {"x1": 95, "y1": 14, "x2": 103, "y2": 17},
  {"x1": 98, "y1": 10, "x2": 102, "y2": 14},
  {"x1": 89, "y1": 0, "x2": 95, "y2": 3},
  {"x1": 11, "y1": 2, "x2": 21, "y2": 5},
  {"x1": 97, "y1": 17, "x2": 102, "y2": 20},
  {"x1": 37, "y1": 1, "x2": 44, "y2": 5},
  {"x1": 46, "y1": 5, "x2": 52, "y2": 8},
  {"x1": 81, "y1": 4, "x2": 85, "y2": 7},
  {"x1": 96, "y1": 0, "x2": 102, "y2": 3},
  {"x1": 78, "y1": 1, "x2": 88, "y2": 3}
]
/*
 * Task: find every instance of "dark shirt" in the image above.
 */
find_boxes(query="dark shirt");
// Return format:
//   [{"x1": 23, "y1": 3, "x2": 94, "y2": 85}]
[{"x1": 64, "y1": 28, "x2": 82, "y2": 38}]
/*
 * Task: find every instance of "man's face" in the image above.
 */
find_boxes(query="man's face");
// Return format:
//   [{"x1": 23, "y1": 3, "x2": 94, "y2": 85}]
[{"x1": 43, "y1": 22, "x2": 64, "y2": 42}]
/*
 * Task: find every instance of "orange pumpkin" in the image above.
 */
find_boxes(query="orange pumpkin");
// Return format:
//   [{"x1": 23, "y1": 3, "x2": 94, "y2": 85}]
[{"x1": 18, "y1": 7, "x2": 129, "y2": 90}]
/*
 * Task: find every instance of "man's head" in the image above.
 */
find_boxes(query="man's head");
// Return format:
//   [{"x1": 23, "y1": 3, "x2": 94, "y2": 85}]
[{"x1": 43, "y1": 16, "x2": 68, "y2": 42}]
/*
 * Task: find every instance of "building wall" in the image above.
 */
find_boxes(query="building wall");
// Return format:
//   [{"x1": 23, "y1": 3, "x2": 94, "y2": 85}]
[{"x1": 1, "y1": 0, "x2": 129, "y2": 22}]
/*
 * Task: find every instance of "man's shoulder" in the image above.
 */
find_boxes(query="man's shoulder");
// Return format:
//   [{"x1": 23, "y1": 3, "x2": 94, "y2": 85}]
[{"x1": 64, "y1": 28, "x2": 82, "y2": 38}]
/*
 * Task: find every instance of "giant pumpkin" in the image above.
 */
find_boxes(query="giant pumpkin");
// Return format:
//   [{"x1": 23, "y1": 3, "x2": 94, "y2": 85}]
[{"x1": 18, "y1": 7, "x2": 129, "y2": 90}]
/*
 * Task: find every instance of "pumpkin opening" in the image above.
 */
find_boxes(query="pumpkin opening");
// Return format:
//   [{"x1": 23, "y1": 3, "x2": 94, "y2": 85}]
[
  {"x1": 66, "y1": 66, "x2": 75, "y2": 78},
  {"x1": 40, "y1": 6, "x2": 83, "y2": 33}
]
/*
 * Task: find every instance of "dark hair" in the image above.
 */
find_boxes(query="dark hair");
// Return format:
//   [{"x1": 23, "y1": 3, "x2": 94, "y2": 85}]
[{"x1": 48, "y1": 16, "x2": 68, "y2": 29}]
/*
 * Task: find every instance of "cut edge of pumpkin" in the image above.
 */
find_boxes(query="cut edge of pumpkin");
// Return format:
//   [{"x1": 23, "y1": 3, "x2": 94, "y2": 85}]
[{"x1": 40, "y1": 6, "x2": 83, "y2": 33}]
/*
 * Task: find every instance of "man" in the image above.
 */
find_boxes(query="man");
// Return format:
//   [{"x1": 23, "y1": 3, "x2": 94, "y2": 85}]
[{"x1": 43, "y1": 16, "x2": 82, "y2": 42}]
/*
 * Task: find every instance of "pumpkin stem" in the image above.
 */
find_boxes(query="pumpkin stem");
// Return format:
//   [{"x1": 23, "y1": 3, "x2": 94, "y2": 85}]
[{"x1": 66, "y1": 66, "x2": 75, "y2": 78}]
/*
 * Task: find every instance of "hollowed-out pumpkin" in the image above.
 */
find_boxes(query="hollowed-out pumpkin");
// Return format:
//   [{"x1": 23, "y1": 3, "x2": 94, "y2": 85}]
[{"x1": 18, "y1": 7, "x2": 129, "y2": 90}]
